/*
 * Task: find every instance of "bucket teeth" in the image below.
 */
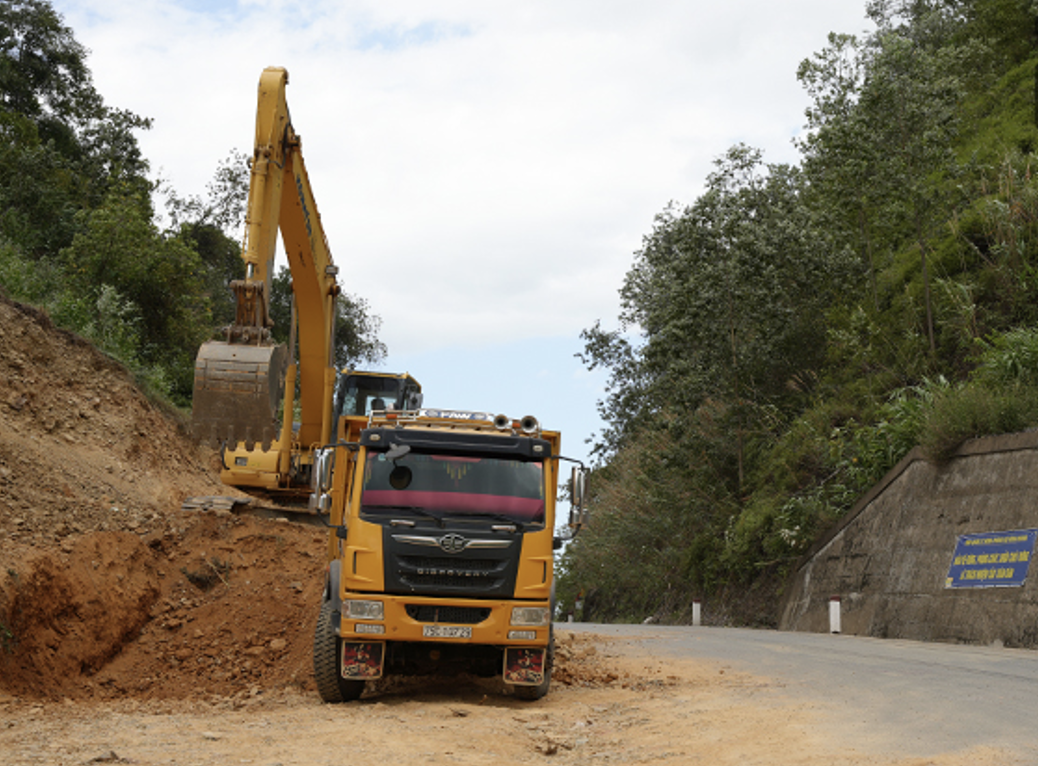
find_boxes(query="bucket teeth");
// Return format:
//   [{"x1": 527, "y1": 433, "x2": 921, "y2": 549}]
[{"x1": 192, "y1": 341, "x2": 287, "y2": 449}]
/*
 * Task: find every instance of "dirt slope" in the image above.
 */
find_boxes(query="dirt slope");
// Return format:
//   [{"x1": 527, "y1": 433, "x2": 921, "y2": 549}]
[{"x1": 0, "y1": 293, "x2": 327, "y2": 700}]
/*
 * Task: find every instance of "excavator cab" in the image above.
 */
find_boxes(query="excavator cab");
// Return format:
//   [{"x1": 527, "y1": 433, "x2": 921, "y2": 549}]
[{"x1": 334, "y1": 371, "x2": 422, "y2": 419}]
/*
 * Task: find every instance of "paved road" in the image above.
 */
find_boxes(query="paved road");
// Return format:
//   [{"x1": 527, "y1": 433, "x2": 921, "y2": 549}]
[{"x1": 564, "y1": 623, "x2": 1038, "y2": 760}]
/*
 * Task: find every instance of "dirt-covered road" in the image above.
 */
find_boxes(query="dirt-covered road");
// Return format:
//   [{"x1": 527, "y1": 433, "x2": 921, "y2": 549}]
[{"x1": 2, "y1": 628, "x2": 1030, "y2": 766}]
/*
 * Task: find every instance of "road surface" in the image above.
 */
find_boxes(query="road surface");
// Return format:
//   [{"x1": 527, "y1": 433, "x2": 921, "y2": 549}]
[
  {"x1": 3, "y1": 625, "x2": 1035, "y2": 765},
  {"x1": 568, "y1": 622, "x2": 1038, "y2": 761}
]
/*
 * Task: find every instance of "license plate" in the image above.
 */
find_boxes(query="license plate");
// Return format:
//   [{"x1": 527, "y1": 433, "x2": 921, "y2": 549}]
[{"x1": 422, "y1": 625, "x2": 472, "y2": 639}]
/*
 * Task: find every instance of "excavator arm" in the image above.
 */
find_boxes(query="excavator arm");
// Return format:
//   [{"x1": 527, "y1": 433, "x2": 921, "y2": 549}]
[
  {"x1": 193, "y1": 67, "x2": 338, "y2": 452},
  {"x1": 188, "y1": 68, "x2": 422, "y2": 514}
]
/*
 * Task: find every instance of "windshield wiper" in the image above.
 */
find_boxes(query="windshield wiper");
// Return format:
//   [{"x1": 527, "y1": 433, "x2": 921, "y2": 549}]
[
  {"x1": 446, "y1": 511, "x2": 527, "y2": 532},
  {"x1": 361, "y1": 504, "x2": 445, "y2": 525}
]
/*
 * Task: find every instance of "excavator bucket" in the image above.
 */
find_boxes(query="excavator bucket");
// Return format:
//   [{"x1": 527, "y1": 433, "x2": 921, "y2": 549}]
[{"x1": 192, "y1": 341, "x2": 288, "y2": 448}]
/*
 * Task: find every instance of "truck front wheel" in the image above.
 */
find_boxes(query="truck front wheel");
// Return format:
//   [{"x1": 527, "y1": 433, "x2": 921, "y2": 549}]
[{"x1": 313, "y1": 598, "x2": 366, "y2": 703}]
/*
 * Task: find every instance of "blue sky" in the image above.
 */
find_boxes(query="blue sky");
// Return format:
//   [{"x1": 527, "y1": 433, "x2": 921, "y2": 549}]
[
  {"x1": 52, "y1": 0, "x2": 873, "y2": 468},
  {"x1": 353, "y1": 20, "x2": 473, "y2": 51}
]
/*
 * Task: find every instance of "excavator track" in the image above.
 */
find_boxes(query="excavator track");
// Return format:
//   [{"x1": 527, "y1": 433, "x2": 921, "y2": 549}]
[{"x1": 181, "y1": 495, "x2": 328, "y2": 527}]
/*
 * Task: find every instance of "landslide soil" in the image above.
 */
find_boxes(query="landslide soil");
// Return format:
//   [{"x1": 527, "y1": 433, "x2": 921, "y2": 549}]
[
  {"x1": 0, "y1": 294, "x2": 1026, "y2": 765},
  {"x1": 0, "y1": 294, "x2": 320, "y2": 702}
]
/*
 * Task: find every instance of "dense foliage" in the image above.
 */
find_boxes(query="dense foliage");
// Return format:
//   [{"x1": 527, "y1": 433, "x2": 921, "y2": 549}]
[
  {"x1": 0, "y1": 0, "x2": 386, "y2": 406},
  {"x1": 559, "y1": 0, "x2": 1038, "y2": 624}
]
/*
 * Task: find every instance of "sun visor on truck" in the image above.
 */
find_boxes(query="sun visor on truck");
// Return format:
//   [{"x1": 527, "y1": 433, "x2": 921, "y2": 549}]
[{"x1": 360, "y1": 427, "x2": 552, "y2": 460}]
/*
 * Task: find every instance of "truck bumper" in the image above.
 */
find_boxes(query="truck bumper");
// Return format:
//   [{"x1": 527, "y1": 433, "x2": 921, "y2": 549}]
[
  {"x1": 336, "y1": 592, "x2": 551, "y2": 645},
  {"x1": 335, "y1": 592, "x2": 551, "y2": 684}
]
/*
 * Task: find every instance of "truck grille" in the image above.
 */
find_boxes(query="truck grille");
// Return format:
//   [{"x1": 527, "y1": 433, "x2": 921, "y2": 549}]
[
  {"x1": 383, "y1": 527, "x2": 521, "y2": 597},
  {"x1": 405, "y1": 604, "x2": 491, "y2": 624},
  {"x1": 398, "y1": 555, "x2": 507, "y2": 590}
]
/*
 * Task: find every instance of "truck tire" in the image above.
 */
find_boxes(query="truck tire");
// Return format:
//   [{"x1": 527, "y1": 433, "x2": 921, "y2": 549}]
[{"x1": 313, "y1": 598, "x2": 365, "y2": 703}]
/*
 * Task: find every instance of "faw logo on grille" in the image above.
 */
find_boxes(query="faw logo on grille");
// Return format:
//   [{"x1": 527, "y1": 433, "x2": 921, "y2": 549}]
[{"x1": 438, "y1": 534, "x2": 470, "y2": 554}]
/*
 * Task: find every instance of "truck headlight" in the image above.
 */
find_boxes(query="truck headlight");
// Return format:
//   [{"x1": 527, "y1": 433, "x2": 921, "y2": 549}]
[
  {"x1": 510, "y1": 606, "x2": 550, "y2": 626},
  {"x1": 343, "y1": 600, "x2": 384, "y2": 620}
]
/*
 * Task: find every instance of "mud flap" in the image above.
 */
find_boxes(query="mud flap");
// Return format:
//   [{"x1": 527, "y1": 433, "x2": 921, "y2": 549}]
[
  {"x1": 341, "y1": 641, "x2": 384, "y2": 680},
  {"x1": 192, "y1": 341, "x2": 287, "y2": 448},
  {"x1": 503, "y1": 647, "x2": 546, "y2": 686}
]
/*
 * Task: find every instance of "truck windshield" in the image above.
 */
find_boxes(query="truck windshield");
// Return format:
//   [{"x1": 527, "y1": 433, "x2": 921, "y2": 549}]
[{"x1": 360, "y1": 453, "x2": 545, "y2": 524}]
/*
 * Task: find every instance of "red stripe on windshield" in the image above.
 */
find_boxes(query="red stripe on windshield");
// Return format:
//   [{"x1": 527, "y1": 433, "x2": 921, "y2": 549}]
[{"x1": 362, "y1": 490, "x2": 544, "y2": 521}]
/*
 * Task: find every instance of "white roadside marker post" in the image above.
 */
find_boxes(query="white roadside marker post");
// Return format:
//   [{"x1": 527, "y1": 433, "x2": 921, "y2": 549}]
[{"x1": 829, "y1": 596, "x2": 841, "y2": 634}]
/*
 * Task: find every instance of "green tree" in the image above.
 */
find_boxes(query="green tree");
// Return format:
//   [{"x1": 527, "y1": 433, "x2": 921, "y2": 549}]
[
  {"x1": 608, "y1": 146, "x2": 855, "y2": 489},
  {"x1": 860, "y1": 23, "x2": 970, "y2": 353},
  {"x1": 0, "y1": 112, "x2": 79, "y2": 255},
  {"x1": 558, "y1": 424, "x2": 739, "y2": 622},
  {"x1": 566, "y1": 147, "x2": 858, "y2": 619},
  {"x1": 60, "y1": 188, "x2": 210, "y2": 402},
  {"x1": 0, "y1": 0, "x2": 97, "y2": 147},
  {"x1": 164, "y1": 150, "x2": 250, "y2": 328},
  {"x1": 0, "y1": 0, "x2": 151, "y2": 257},
  {"x1": 577, "y1": 320, "x2": 645, "y2": 461},
  {"x1": 797, "y1": 33, "x2": 885, "y2": 309},
  {"x1": 800, "y1": 1, "x2": 990, "y2": 355}
]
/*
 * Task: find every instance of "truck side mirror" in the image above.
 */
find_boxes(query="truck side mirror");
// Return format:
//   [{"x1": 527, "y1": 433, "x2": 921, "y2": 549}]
[
  {"x1": 308, "y1": 447, "x2": 335, "y2": 516},
  {"x1": 568, "y1": 467, "x2": 589, "y2": 532},
  {"x1": 313, "y1": 448, "x2": 335, "y2": 492}
]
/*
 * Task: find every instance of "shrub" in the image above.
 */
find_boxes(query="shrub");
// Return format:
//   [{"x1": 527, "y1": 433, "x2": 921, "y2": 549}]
[{"x1": 919, "y1": 383, "x2": 1038, "y2": 461}]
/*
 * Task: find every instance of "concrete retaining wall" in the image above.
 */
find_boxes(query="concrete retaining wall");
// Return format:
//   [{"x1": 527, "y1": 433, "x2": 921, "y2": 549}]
[{"x1": 779, "y1": 431, "x2": 1038, "y2": 647}]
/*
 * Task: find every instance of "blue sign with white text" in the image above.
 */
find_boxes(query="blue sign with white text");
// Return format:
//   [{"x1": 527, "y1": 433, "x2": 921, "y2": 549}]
[{"x1": 945, "y1": 529, "x2": 1038, "y2": 589}]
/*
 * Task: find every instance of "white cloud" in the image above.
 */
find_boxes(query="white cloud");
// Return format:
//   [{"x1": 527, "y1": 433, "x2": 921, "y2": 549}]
[{"x1": 51, "y1": 0, "x2": 870, "y2": 452}]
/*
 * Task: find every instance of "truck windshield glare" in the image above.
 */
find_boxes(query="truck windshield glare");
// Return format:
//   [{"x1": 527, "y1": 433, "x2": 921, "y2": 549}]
[{"x1": 360, "y1": 453, "x2": 545, "y2": 523}]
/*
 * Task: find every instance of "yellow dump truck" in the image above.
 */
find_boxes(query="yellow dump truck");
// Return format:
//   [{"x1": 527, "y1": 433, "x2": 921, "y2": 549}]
[{"x1": 311, "y1": 407, "x2": 587, "y2": 701}]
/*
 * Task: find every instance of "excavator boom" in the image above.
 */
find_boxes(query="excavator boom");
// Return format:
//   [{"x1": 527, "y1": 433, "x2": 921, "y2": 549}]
[{"x1": 192, "y1": 67, "x2": 337, "y2": 452}]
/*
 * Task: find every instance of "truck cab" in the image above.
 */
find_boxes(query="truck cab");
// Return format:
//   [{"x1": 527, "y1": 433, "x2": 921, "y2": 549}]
[{"x1": 312, "y1": 409, "x2": 585, "y2": 701}]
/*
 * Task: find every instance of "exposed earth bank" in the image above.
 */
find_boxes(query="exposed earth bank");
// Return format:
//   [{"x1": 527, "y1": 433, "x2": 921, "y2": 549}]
[{"x1": 0, "y1": 293, "x2": 324, "y2": 702}]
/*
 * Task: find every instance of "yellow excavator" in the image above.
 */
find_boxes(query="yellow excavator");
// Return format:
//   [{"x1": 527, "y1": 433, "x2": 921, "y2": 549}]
[
  {"x1": 189, "y1": 67, "x2": 421, "y2": 515},
  {"x1": 190, "y1": 68, "x2": 589, "y2": 702}
]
